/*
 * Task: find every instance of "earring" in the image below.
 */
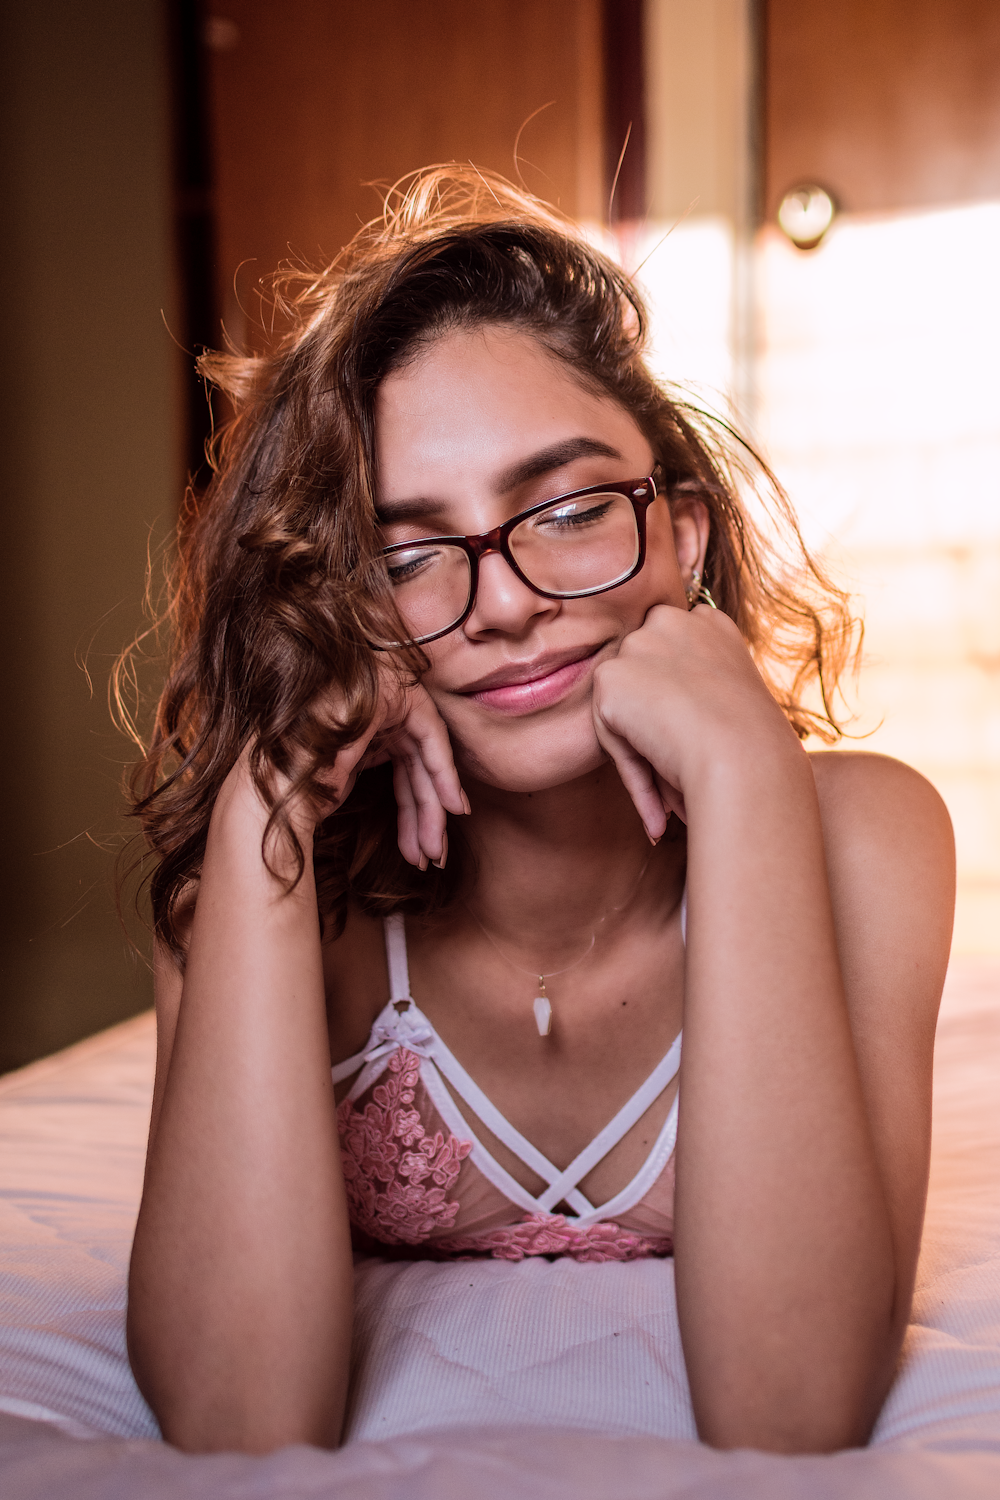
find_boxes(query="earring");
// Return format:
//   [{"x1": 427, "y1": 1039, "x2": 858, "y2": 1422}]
[{"x1": 685, "y1": 570, "x2": 719, "y2": 610}]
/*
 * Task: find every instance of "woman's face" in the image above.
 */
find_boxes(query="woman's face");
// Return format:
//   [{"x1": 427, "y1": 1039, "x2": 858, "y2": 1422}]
[{"x1": 375, "y1": 324, "x2": 706, "y2": 793}]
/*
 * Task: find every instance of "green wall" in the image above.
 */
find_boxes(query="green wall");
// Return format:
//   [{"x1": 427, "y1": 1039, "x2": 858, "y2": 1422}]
[{"x1": 0, "y1": 1, "x2": 177, "y2": 1071}]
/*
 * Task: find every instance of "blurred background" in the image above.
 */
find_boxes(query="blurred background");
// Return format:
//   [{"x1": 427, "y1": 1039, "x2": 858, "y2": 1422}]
[{"x1": 1, "y1": 0, "x2": 998, "y2": 1072}]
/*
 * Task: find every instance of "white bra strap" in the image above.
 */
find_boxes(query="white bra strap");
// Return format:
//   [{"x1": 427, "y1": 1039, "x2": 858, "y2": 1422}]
[
  {"x1": 572, "y1": 1088, "x2": 680, "y2": 1226},
  {"x1": 536, "y1": 1031, "x2": 682, "y2": 1213},
  {"x1": 416, "y1": 1062, "x2": 557, "y2": 1216},
  {"x1": 331, "y1": 1049, "x2": 369, "y2": 1085},
  {"x1": 384, "y1": 912, "x2": 411, "y2": 1000},
  {"x1": 428, "y1": 1036, "x2": 591, "y2": 1210},
  {"x1": 331, "y1": 915, "x2": 411, "y2": 1085}
]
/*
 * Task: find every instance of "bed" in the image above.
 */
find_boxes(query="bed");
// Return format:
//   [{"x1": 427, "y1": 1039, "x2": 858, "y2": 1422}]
[{"x1": 1, "y1": 957, "x2": 998, "y2": 1498}]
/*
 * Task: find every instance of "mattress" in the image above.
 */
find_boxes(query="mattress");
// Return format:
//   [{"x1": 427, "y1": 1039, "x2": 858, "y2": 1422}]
[{"x1": 0, "y1": 957, "x2": 998, "y2": 1497}]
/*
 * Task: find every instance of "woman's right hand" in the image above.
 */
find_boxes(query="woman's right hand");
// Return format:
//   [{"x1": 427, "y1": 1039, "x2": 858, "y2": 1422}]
[
  {"x1": 286, "y1": 666, "x2": 469, "y2": 870},
  {"x1": 354, "y1": 675, "x2": 469, "y2": 869}
]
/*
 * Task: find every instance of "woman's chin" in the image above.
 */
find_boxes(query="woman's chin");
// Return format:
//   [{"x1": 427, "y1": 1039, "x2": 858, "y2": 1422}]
[{"x1": 451, "y1": 729, "x2": 608, "y2": 797}]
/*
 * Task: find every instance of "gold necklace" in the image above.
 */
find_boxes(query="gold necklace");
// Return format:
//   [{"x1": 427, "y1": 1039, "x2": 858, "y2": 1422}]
[
  {"x1": 464, "y1": 854, "x2": 653, "y2": 1038},
  {"x1": 465, "y1": 912, "x2": 594, "y2": 1036}
]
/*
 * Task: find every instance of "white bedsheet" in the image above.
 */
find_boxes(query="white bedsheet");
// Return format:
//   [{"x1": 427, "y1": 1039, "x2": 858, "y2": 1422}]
[{"x1": 0, "y1": 958, "x2": 998, "y2": 1496}]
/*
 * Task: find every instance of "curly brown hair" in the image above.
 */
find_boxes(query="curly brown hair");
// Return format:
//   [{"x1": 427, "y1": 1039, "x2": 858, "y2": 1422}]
[{"x1": 117, "y1": 166, "x2": 860, "y2": 956}]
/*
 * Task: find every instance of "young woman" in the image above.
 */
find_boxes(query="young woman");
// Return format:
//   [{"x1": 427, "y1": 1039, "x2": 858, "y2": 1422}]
[{"x1": 124, "y1": 169, "x2": 955, "y2": 1458}]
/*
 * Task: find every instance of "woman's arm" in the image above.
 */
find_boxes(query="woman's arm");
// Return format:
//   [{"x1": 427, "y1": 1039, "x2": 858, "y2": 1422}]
[
  {"x1": 128, "y1": 764, "x2": 353, "y2": 1453},
  {"x1": 810, "y1": 749, "x2": 953, "y2": 1352},
  {"x1": 594, "y1": 605, "x2": 954, "y2": 1452},
  {"x1": 127, "y1": 685, "x2": 465, "y2": 1454}
]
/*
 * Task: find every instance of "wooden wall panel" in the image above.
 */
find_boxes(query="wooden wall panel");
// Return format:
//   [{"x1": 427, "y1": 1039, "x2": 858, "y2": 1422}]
[
  {"x1": 766, "y1": 0, "x2": 1000, "y2": 217},
  {"x1": 205, "y1": 0, "x2": 603, "y2": 347}
]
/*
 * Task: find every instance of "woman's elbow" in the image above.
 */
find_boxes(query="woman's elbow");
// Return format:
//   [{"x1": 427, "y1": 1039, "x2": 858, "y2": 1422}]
[{"x1": 691, "y1": 1317, "x2": 902, "y2": 1455}]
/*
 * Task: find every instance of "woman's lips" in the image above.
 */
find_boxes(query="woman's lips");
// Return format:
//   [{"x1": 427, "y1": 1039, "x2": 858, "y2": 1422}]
[{"x1": 460, "y1": 647, "x2": 602, "y2": 714}]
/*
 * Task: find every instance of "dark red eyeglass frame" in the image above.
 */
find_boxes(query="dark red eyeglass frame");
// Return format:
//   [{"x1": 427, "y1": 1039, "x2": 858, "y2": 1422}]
[{"x1": 379, "y1": 473, "x2": 660, "y2": 644}]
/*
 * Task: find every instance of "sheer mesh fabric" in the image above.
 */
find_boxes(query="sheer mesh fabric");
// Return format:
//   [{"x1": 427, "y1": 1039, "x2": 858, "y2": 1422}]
[{"x1": 332, "y1": 916, "x2": 680, "y2": 1263}]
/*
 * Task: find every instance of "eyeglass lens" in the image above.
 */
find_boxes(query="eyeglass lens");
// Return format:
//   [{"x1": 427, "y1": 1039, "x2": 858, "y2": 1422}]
[{"x1": 383, "y1": 490, "x2": 641, "y2": 644}]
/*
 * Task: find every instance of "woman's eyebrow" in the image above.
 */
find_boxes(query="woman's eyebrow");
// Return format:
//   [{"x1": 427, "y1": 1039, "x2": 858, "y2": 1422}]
[
  {"x1": 374, "y1": 437, "x2": 624, "y2": 523},
  {"x1": 495, "y1": 437, "x2": 623, "y2": 493},
  {"x1": 375, "y1": 496, "x2": 447, "y2": 524}
]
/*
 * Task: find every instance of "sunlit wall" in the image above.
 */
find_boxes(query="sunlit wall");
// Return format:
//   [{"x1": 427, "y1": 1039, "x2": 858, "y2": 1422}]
[{"x1": 756, "y1": 204, "x2": 1000, "y2": 954}]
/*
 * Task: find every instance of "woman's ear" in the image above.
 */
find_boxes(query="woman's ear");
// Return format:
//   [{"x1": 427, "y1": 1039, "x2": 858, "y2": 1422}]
[{"x1": 669, "y1": 495, "x2": 710, "y2": 591}]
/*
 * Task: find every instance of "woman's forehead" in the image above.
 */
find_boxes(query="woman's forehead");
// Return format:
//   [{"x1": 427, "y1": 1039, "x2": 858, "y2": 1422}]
[
  {"x1": 377, "y1": 323, "x2": 592, "y2": 407},
  {"x1": 374, "y1": 325, "x2": 648, "y2": 495}
]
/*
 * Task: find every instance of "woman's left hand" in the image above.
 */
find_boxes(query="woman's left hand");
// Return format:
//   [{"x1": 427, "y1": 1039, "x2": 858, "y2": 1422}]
[{"x1": 591, "y1": 602, "x2": 798, "y2": 840}]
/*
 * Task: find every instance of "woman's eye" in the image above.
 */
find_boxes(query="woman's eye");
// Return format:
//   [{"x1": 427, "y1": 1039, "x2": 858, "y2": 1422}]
[
  {"x1": 385, "y1": 548, "x2": 437, "y2": 584},
  {"x1": 537, "y1": 499, "x2": 614, "y2": 531}
]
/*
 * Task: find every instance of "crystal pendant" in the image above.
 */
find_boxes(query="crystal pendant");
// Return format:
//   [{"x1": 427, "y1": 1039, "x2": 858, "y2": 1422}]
[{"x1": 533, "y1": 980, "x2": 552, "y2": 1037}]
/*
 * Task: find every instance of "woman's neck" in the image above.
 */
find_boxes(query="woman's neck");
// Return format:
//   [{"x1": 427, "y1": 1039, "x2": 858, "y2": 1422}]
[{"x1": 458, "y1": 762, "x2": 685, "y2": 961}]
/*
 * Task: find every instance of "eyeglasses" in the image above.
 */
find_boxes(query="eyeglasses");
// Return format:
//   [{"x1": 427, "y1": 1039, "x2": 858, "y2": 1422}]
[{"x1": 378, "y1": 475, "x2": 658, "y2": 645}]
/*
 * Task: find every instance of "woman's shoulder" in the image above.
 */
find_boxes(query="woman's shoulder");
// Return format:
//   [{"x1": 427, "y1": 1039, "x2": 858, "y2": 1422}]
[
  {"x1": 807, "y1": 749, "x2": 954, "y2": 1028},
  {"x1": 807, "y1": 748, "x2": 954, "y2": 907},
  {"x1": 807, "y1": 749, "x2": 953, "y2": 854}
]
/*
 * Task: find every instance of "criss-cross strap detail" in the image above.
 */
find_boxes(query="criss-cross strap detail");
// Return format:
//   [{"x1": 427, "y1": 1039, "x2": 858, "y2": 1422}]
[
  {"x1": 332, "y1": 912, "x2": 682, "y2": 1225},
  {"x1": 532, "y1": 1032, "x2": 681, "y2": 1215}
]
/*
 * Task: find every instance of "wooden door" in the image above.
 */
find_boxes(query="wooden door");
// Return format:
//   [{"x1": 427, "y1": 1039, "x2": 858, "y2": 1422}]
[
  {"x1": 766, "y1": 0, "x2": 1000, "y2": 216},
  {"x1": 203, "y1": 0, "x2": 604, "y2": 349}
]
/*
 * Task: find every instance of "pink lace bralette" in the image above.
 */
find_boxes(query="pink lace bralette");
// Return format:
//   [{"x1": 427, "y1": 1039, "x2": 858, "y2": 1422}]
[{"x1": 332, "y1": 913, "x2": 682, "y2": 1263}]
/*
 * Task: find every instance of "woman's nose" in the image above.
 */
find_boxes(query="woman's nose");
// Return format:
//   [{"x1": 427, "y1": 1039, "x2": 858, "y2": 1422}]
[{"x1": 462, "y1": 549, "x2": 560, "y2": 637}]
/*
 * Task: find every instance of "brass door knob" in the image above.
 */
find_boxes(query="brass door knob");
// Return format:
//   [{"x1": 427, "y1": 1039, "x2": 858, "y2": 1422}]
[{"x1": 777, "y1": 186, "x2": 837, "y2": 250}]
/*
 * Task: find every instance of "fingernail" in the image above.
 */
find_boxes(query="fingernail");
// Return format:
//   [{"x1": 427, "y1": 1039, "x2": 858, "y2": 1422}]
[
  {"x1": 418, "y1": 854, "x2": 429, "y2": 872},
  {"x1": 460, "y1": 791, "x2": 472, "y2": 816},
  {"x1": 431, "y1": 833, "x2": 448, "y2": 870},
  {"x1": 646, "y1": 832, "x2": 662, "y2": 847}
]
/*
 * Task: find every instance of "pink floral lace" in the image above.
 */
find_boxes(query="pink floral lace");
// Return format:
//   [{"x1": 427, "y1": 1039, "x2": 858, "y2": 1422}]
[
  {"x1": 337, "y1": 1046, "x2": 673, "y2": 1262},
  {"x1": 337, "y1": 1047, "x2": 473, "y2": 1245},
  {"x1": 438, "y1": 1215, "x2": 672, "y2": 1263}
]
